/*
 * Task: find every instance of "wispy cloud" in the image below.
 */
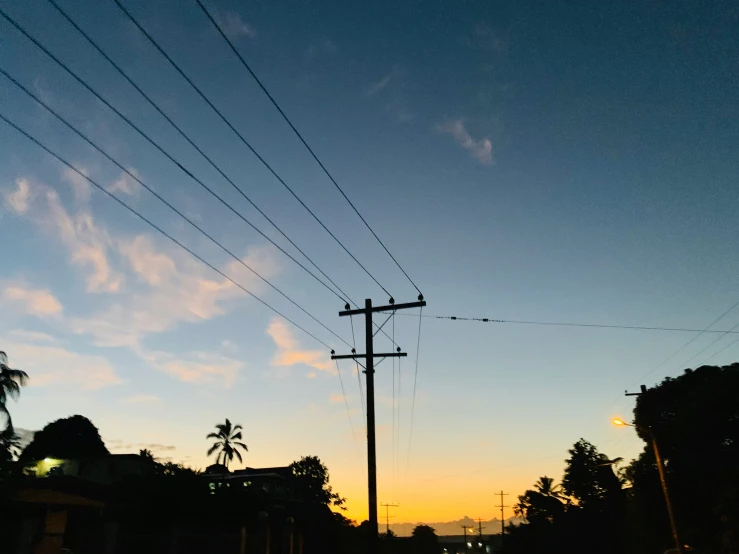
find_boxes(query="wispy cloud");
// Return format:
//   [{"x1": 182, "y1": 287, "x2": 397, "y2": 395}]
[
  {"x1": 266, "y1": 318, "x2": 332, "y2": 374},
  {"x1": 107, "y1": 170, "x2": 141, "y2": 196},
  {"x1": 3, "y1": 176, "x2": 124, "y2": 293},
  {"x1": 1, "y1": 282, "x2": 63, "y2": 317},
  {"x1": 2, "y1": 178, "x2": 33, "y2": 213},
  {"x1": 122, "y1": 394, "x2": 160, "y2": 404},
  {"x1": 0, "y1": 336, "x2": 121, "y2": 390},
  {"x1": 214, "y1": 11, "x2": 257, "y2": 40},
  {"x1": 437, "y1": 119, "x2": 494, "y2": 165},
  {"x1": 329, "y1": 392, "x2": 347, "y2": 404},
  {"x1": 140, "y1": 349, "x2": 242, "y2": 388},
  {"x1": 366, "y1": 67, "x2": 400, "y2": 96}
]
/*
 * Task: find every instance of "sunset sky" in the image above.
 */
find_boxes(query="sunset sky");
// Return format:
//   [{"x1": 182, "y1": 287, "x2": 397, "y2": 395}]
[{"x1": 2, "y1": 0, "x2": 738, "y2": 527}]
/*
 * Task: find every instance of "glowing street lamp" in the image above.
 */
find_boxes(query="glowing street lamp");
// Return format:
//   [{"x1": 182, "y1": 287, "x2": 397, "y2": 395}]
[{"x1": 612, "y1": 418, "x2": 684, "y2": 554}]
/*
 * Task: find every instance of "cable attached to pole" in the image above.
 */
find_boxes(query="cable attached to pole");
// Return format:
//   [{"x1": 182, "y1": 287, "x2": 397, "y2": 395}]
[
  {"x1": 196, "y1": 0, "x2": 422, "y2": 297},
  {"x1": 114, "y1": 0, "x2": 393, "y2": 299},
  {"x1": 0, "y1": 112, "x2": 335, "y2": 351}
]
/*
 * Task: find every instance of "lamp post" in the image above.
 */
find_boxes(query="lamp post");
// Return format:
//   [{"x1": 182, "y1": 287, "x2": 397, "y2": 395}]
[{"x1": 612, "y1": 418, "x2": 684, "y2": 554}]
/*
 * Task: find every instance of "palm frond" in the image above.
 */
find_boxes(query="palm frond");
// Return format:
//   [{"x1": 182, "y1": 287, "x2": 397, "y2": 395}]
[
  {"x1": 206, "y1": 432, "x2": 221, "y2": 439},
  {"x1": 232, "y1": 423, "x2": 243, "y2": 431},
  {"x1": 233, "y1": 449, "x2": 243, "y2": 463},
  {"x1": 230, "y1": 431, "x2": 243, "y2": 440},
  {"x1": 233, "y1": 441, "x2": 248, "y2": 452},
  {"x1": 207, "y1": 442, "x2": 223, "y2": 456}
]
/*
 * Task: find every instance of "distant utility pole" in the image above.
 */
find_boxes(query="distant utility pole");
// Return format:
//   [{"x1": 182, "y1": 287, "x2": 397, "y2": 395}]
[
  {"x1": 495, "y1": 491, "x2": 509, "y2": 538},
  {"x1": 625, "y1": 384, "x2": 647, "y2": 397},
  {"x1": 474, "y1": 518, "x2": 485, "y2": 550},
  {"x1": 462, "y1": 525, "x2": 472, "y2": 548},
  {"x1": 380, "y1": 503, "x2": 399, "y2": 534},
  {"x1": 332, "y1": 296, "x2": 426, "y2": 554}
]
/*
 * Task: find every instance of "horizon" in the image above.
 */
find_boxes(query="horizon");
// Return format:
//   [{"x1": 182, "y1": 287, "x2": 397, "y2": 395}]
[{"x1": 2, "y1": 0, "x2": 738, "y2": 527}]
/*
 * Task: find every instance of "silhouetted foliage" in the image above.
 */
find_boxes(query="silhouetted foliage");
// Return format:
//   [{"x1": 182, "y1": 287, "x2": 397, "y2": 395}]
[
  {"x1": 411, "y1": 524, "x2": 440, "y2": 554},
  {"x1": 206, "y1": 418, "x2": 248, "y2": 468},
  {"x1": 0, "y1": 350, "x2": 28, "y2": 433},
  {"x1": 19, "y1": 414, "x2": 108, "y2": 462},
  {"x1": 628, "y1": 363, "x2": 739, "y2": 552},
  {"x1": 290, "y1": 455, "x2": 345, "y2": 508}
]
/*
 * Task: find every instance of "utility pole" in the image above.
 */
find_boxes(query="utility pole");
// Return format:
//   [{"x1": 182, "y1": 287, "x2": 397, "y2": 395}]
[
  {"x1": 625, "y1": 384, "x2": 647, "y2": 397},
  {"x1": 461, "y1": 525, "x2": 472, "y2": 548},
  {"x1": 474, "y1": 518, "x2": 485, "y2": 551},
  {"x1": 495, "y1": 491, "x2": 509, "y2": 538},
  {"x1": 332, "y1": 296, "x2": 426, "y2": 554},
  {"x1": 380, "y1": 503, "x2": 399, "y2": 534}
]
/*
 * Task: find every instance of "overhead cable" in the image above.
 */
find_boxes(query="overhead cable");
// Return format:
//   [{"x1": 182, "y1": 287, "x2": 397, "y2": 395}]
[
  {"x1": 0, "y1": 67, "x2": 350, "y2": 349},
  {"x1": 113, "y1": 0, "x2": 393, "y2": 299},
  {"x1": 1, "y1": 5, "x2": 348, "y2": 307},
  {"x1": 196, "y1": 0, "x2": 422, "y2": 297},
  {"x1": 0, "y1": 112, "x2": 335, "y2": 350}
]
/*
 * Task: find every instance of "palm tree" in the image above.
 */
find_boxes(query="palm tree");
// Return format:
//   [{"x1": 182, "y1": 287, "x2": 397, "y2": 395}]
[
  {"x1": 206, "y1": 419, "x2": 248, "y2": 469},
  {"x1": 0, "y1": 351, "x2": 29, "y2": 432},
  {"x1": 534, "y1": 476, "x2": 562, "y2": 498}
]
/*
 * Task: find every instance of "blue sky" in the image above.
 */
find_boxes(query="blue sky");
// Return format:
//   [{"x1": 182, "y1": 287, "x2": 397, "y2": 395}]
[{"x1": 1, "y1": 0, "x2": 738, "y2": 525}]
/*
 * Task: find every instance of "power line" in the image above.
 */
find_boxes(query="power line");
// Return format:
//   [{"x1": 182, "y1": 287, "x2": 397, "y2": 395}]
[
  {"x1": 405, "y1": 307, "x2": 424, "y2": 479},
  {"x1": 350, "y1": 316, "x2": 367, "y2": 430},
  {"x1": 334, "y1": 359, "x2": 360, "y2": 453},
  {"x1": 43, "y1": 0, "x2": 353, "y2": 306},
  {"x1": 682, "y1": 320, "x2": 739, "y2": 367},
  {"x1": 0, "y1": 66, "x2": 350, "y2": 349},
  {"x1": 195, "y1": 0, "x2": 422, "y2": 297},
  {"x1": 2, "y1": 4, "x2": 349, "y2": 310},
  {"x1": 383, "y1": 312, "x2": 739, "y2": 334},
  {"x1": 0, "y1": 111, "x2": 334, "y2": 350},
  {"x1": 699, "y1": 334, "x2": 739, "y2": 366},
  {"x1": 113, "y1": 0, "x2": 393, "y2": 299},
  {"x1": 628, "y1": 297, "x2": 739, "y2": 386}
]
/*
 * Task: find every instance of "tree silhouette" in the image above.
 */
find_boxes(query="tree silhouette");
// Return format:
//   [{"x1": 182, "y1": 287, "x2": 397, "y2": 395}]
[
  {"x1": 0, "y1": 351, "x2": 28, "y2": 433},
  {"x1": 206, "y1": 418, "x2": 248, "y2": 469},
  {"x1": 411, "y1": 524, "x2": 440, "y2": 554},
  {"x1": 629, "y1": 363, "x2": 739, "y2": 551},
  {"x1": 290, "y1": 455, "x2": 345, "y2": 508},
  {"x1": 19, "y1": 415, "x2": 108, "y2": 462},
  {"x1": 534, "y1": 475, "x2": 562, "y2": 498},
  {"x1": 562, "y1": 438, "x2": 623, "y2": 510}
]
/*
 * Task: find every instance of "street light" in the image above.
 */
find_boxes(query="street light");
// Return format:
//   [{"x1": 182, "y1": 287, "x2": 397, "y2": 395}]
[{"x1": 612, "y1": 418, "x2": 684, "y2": 554}]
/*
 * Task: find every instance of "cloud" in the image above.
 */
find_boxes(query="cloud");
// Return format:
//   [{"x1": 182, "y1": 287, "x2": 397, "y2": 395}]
[
  {"x1": 62, "y1": 167, "x2": 92, "y2": 204},
  {"x1": 140, "y1": 349, "x2": 242, "y2": 387},
  {"x1": 4, "y1": 176, "x2": 124, "y2": 293},
  {"x1": 266, "y1": 318, "x2": 332, "y2": 373},
  {"x1": 122, "y1": 394, "x2": 160, "y2": 404},
  {"x1": 1, "y1": 283, "x2": 63, "y2": 317},
  {"x1": 437, "y1": 119, "x2": 494, "y2": 165},
  {"x1": 107, "y1": 170, "x2": 141, "y2": 196},
  {"x1": 0, "y1": 337, "x2": 121, "y2": 390},
  {"x1": 7, "y1": 330, "x2": 58, "y2": 343},
  {"x1": 119, "y1": 235, "x2": 177, "y2": 286},
  {"x1": 214, "y1": 11, "x2": 257, "y2": 40},
  {"x1": 329, "y1": 392, "x2": 346, "y2": 404},
  {"x1": 469, "y1": 22, "x2": 509, "y2": 53},
  {"x1": 73, "y1": 242, "x2": 280, "y2": 349},
  {"x1": 366, "y1": 67, "x2": 400, "y2": 96},
  {"x1": 3, "y1": 178, "x2": 33, "y2": 214}
]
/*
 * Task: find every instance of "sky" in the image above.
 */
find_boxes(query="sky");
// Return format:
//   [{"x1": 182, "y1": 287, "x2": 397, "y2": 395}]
[{"x1": 1, "y1": 0, "x2": 739, "y2": 530}]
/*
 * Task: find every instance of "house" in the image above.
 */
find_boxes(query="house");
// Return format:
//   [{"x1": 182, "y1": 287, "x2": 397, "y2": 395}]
[
  {"x1": 23, "y1": 454, "x2": 153, "y2": 484},
  {"x1": 205, "y1": 465, "x2": 297, "y2": 501}
]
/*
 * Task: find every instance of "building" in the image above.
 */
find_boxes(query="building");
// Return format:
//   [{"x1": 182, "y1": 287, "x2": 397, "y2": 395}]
[
  {"x1": 22, "y1": 454, "x2": 153, "y2": 484},
  {"x1": 205, "y1": 465, "x2": 297, "y2": 501}
]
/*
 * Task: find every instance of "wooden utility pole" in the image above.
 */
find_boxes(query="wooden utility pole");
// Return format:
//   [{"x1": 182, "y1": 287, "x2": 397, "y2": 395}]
[
  {"x1": 461, "y1": 525, "x2": 472, "y2": 548},
  {"x1": 380, "y1": 503, "x2": 399, "y2": 534},
  {"x1": 332, "y1": 297, "x2": 426, "y2": 554},
  {"x1": 495, "y1": 491, "x2": 509, "y2": 538}
]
